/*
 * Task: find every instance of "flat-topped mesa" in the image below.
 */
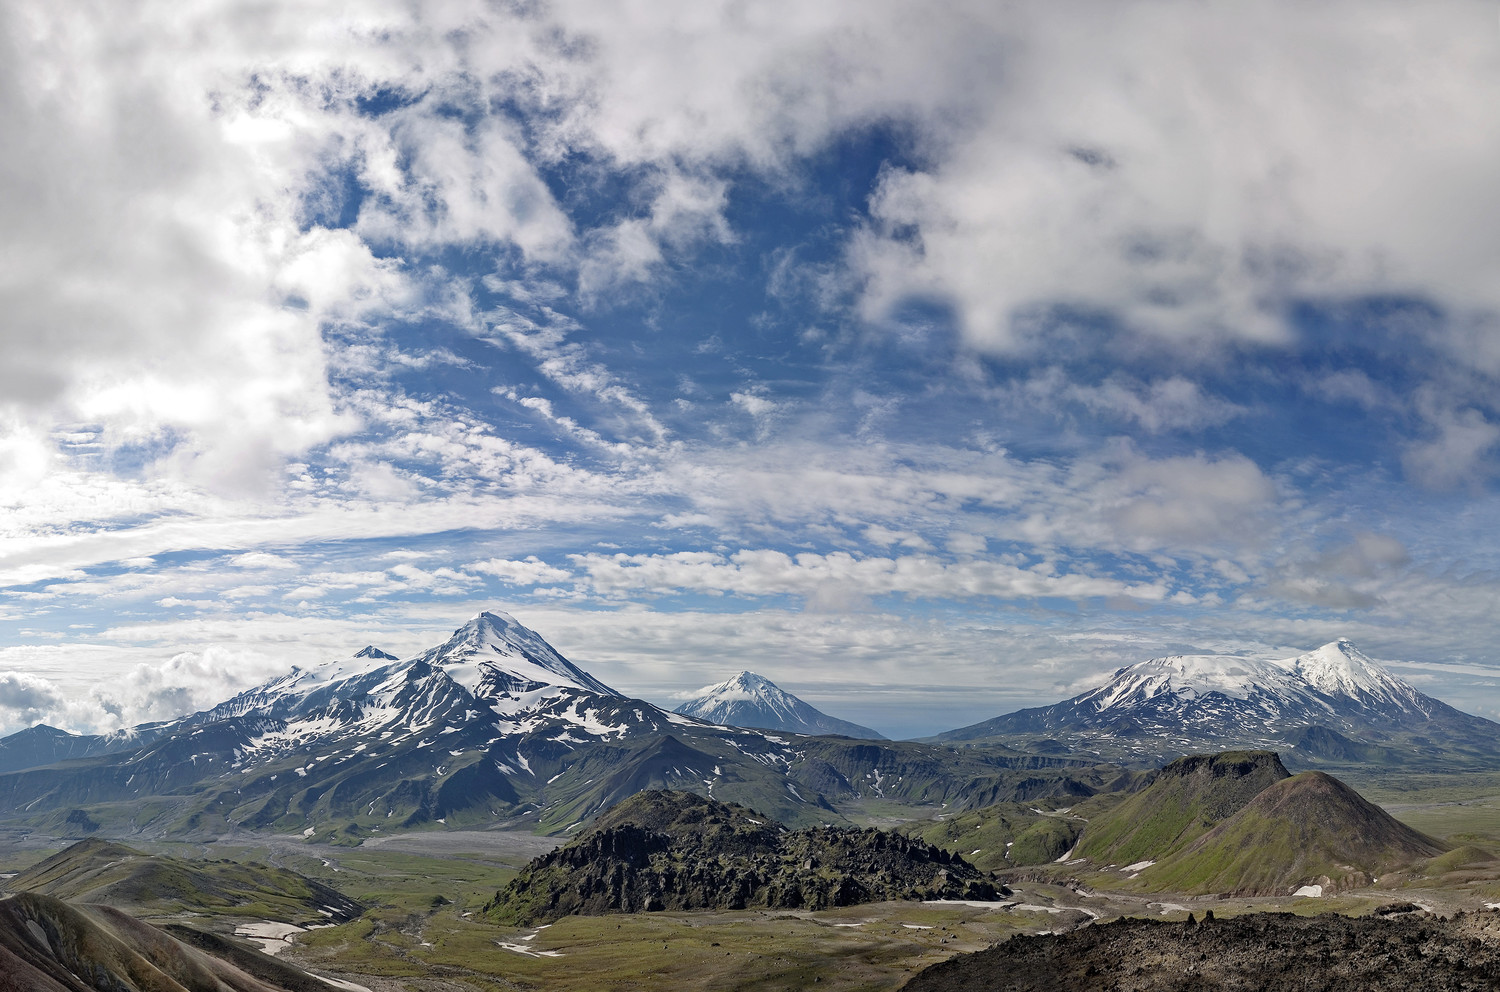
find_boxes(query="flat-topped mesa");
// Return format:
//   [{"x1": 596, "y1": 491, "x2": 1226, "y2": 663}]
[{"x1": 1156, "y1": 750, "x2": 1290, "y2": 783}]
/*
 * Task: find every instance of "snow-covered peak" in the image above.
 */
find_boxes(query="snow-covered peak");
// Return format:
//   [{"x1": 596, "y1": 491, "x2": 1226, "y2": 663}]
[
  {"x1": 1282, "y1": 639, "x2": 1401, "y2": 700},
  {"x1": 674, "y1": 671, "x2": 885, "y2": 739},
  {"x1": 354, "y1": 645, "x2": 399, "y2": 660},
  {"x1": 691, "y1": 671, "x2": 785, "y2": 703},
  {"x1": 1086, "y1": 654, "x2": 1288, "y2": 710},
  {"x1": 1083, "y1": 639, "x2": 1425, "y2": 716},
  {"x1": 411, "y1": 610, "x2": 620, "y2": 697}
]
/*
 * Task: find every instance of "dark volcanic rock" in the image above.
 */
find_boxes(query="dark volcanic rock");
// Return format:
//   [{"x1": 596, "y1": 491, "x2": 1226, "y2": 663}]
[
  {"x1": 902, "y1": 911, "x2": 1500, "y2": 992},
  {"x1": 486, "y1": 790, "x2": 1004, "y2": 925}
]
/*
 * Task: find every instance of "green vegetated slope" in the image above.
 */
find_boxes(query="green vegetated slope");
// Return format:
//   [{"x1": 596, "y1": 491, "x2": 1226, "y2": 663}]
[
  {"x1": 900, "y1": 802, "x2": 1088, "y2": 872},
  {"x1": 486, "y1": 790, "x2": 1004, "y2": 925},
  {"x1": 1074, "y1": 751, "x2": 1290, "y2": 866},
  {"x1": 4, "y1": 837, "x2": 361, "y2": 923},
  {"x1": 0, "y1": 891, "x2": 344, "y2": 992},
  {"x1": 1143, "y1": 770, "x2": 1448, "y2": 895}
]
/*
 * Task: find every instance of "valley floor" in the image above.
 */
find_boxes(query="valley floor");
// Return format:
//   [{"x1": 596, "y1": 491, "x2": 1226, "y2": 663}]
[{"x1": 11, "y1": 776, "x2": 1500, "y2": 991}]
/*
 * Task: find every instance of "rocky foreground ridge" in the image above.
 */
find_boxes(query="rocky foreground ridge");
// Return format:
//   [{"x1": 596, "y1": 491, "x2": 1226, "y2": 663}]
[
  {"x1": 0, "y1": 891, "x2": 344, "y2": 992},
  {"x1": 485, "y1": 790, "x2": 1003, "y2": 924},
  {"x1": 903, "y1": 909, "x2": 1500, "y2": 992}
]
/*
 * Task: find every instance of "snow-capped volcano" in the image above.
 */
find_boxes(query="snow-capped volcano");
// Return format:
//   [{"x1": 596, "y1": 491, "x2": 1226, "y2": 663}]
[
  {"x1": 0, "y1": 609, "x2": 1069, "y2": 840},
  {"x1": 937, "y1": 639, "x2": 1498, "y2": 764},
  {"x1": 674, "y1": 671, "x2": 886, "y2": 739},
  {"x1": 1080, "y1": 639, "x2": 1434, "y2": 723},
  {"x1": 409, "y1": 611, "x2": 620, "y2": 697}
]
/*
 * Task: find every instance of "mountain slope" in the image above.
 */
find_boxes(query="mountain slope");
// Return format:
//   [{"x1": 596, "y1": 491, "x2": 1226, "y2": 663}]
[
  {"x1": 1073, "y1": 751, "x2": 1290, "y2": 866},
  {"x1": 5, "y1": 838, "x2": 361, "y2": 922},
  {"x1": 0, "y1": 891, "x2": 344, "y2": 992},
  {"x1": 936, "y1": 639, "x2": 1500, "y2": 768},
  {"x1": 673, "y1": 672, "x2": 886, "y2": 739},
  {"x1": 1142, "y1": 770, "x2": 1448, "y2": 894},
  {"x1": 901, "y1": 802, "x2": 1089, "y2": 871},
  {"x1": 0, "y1": 724, "x2": 167, "y2": 776},
  {"x1": 484, "y1": 790, "x2": 1002, "y2": 924}
]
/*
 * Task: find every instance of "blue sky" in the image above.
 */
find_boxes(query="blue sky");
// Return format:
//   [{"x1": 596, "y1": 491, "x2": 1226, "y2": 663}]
[{"x1": 2, "y1": 0, "x2": 1500, "y2": 739}]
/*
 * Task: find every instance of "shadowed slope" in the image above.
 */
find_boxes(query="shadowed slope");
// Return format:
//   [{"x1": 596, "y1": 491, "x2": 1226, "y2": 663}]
[{"x1": 0, "y1": 891, "x2": 343, "y2": 992}]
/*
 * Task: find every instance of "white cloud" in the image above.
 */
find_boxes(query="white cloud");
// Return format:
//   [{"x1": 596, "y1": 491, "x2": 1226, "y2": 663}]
[
  {"x1": 846, "y1": 2, "x2": 1500, "y2": 358},
  {"x1": 468, "y1": 557, "x2": 574, "y2": 586},
  {"x1": 1402, "y1": 405, "x2": 1500, "y2": 491},
  {"x1": 229, "y1": 552, "x2": 299, "y2": 570},
  {"x1": 730, "y1": 392, "x2": 780, "y2": 418}
]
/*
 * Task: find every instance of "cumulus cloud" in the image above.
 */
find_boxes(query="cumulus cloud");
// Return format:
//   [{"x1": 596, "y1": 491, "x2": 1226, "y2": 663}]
[
  {"x1": 468, "y1": 557, "x2": 574, "y2": 586},
  {"x1": 1402, "y1": 406, "x2": 1500, "y2": 491},
  {"x1": 0, "y1": 672, "x2": 64, "y2": 725},
  {"x1": 847, "y1": 2, "x2": 1500, "y2": 357}
]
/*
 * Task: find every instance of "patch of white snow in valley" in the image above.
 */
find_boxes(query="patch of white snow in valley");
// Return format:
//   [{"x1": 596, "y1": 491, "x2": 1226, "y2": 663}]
[
  {"x1": 1122, "y1": 860, "x2": 1155, "y2": 872},
  {"x1": 497, "y1": 924, "x2": 563, "y2": 958},
  {"x1": 317, "y1": 979, "x2": 373, "y2": 992},
  {"x1": 1293, "y1": 884, "x2": 1324, "y2": 898},
  {"x1": 901, "y1": 924, "x2": 934, "y2": 929},
  {"x1": 924, "y1": 900, "x2": 1012, "y2": 908},
  {"x1": 235, "y1": 922, "x2": 306, "y2": 955}
]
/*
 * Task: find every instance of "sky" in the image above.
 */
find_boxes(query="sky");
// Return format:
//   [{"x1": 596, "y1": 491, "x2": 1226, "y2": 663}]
[{"x1": 2, "y1": 0, "x2": 1500, "y2": 741}]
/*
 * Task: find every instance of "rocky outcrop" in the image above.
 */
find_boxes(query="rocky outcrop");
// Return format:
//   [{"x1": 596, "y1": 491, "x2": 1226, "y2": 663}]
[{"x1": 485, "y1": 790, "x2": 1005, "y2": 924}]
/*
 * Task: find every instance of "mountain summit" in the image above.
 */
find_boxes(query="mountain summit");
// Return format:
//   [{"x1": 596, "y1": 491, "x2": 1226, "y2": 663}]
[
  {"x1": 411, "y1": 610, "x2": 620, "y2": 697},
  {"x1": 673, "y1": 671, "x2": 885, "y2": 739},
  {"x1": 936, "y1": 639, "x2": 1500, "y2": 767}
]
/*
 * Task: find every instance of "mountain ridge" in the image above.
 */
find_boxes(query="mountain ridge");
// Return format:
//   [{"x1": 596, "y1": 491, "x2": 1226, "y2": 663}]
[
  {"x1": 934, "y1": 639, "x2": 1500, "y2": 769},
  {"x1": 0, "y1": 611, "x2": 1120, "y2": 839}
]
